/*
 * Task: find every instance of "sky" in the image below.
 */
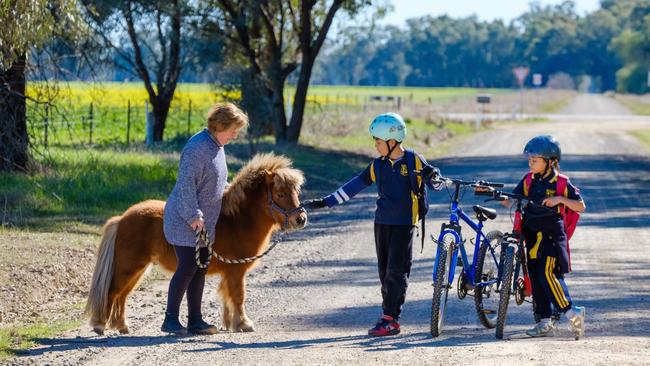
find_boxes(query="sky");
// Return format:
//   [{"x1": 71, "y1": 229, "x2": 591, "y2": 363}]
[{"x1": 375, "y1": 0, "x2": 602, "y2": 27}]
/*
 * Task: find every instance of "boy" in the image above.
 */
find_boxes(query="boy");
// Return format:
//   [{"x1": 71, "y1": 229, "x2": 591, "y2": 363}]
[
  {"x1": 506, "y1": 135, "x2": 586, "y2": 339},
  {"x1": 304, "y1": 112, "x2": 440, "y2": 336}
]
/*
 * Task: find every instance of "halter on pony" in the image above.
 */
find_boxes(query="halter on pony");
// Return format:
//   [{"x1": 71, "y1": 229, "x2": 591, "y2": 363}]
[
  {"x1": 195, "y1": 184, "x2": 306, "y2": 268},
  {"x1": 267, "y1": 186, "x2": 306, "y2": 230}
]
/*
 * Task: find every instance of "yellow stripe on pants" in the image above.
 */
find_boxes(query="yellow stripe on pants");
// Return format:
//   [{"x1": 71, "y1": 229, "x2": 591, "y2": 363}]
[
  {"x1": 545, "y1": 257, "x2": 569, "y2": 308},
  {"x1": 529, "y1": 232, "x2": 542, "y2": 259}
]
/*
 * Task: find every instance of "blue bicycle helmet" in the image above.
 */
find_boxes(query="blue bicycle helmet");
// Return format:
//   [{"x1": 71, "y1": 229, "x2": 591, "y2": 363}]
[
  {"x1": 523, "y1": 135, "x2": 562, "y2": 161},
  {"x1": 369, "y1": 113, "x2": 407, "y2": 142}
]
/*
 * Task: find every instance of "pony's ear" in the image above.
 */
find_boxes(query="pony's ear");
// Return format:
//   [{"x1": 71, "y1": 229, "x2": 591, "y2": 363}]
[{"x1": 263, "y1": 169, "x2": 275, "y2": 185}]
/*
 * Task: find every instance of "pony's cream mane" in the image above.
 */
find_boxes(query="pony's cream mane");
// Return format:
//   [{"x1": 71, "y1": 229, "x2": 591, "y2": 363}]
[{"x1": 222, "y1": 153, "x2": 304, "y2": 216}]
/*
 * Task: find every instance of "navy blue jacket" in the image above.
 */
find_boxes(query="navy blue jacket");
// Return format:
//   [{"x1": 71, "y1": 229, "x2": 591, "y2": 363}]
[
  {"x1": 513, "y1": 170, "x2": 582, "y2": 209},
  {"x1": 323, "y1": 149, "x2": 434, "y2": 225}
]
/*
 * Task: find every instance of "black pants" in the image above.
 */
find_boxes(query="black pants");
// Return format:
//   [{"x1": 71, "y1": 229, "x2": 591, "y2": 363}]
[
  {"x1": 374, "y1": 223, "x2": 414, "y2": 319},
  {"x1": 523, "y1": 217, "x2": 573, "y2": 318},
  {"x1": 165, "y1": 245, "x2": 209, "y2": 320}
]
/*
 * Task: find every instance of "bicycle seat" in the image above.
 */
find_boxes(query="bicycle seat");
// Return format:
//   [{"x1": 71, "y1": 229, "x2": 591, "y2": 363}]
[{"x1": 473, "y1": 205, "x2": 497, "y2": 221}]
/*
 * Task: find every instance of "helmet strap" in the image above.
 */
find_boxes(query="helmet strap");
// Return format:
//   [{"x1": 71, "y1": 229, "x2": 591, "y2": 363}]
[
  {"x1": 384, "y1": 140, "x2": 397, "y2": 159},
  {"x1": 542, "y1": 158, "x2": 553, "y2": 178}
]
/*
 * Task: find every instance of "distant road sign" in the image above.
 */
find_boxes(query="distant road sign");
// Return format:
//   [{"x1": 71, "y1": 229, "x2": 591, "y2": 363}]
[
  {"x1": 476, "y1": 94, "x2": 491, "y2": 104},
  {"x1": 533, "y1": 73, "x2": 542, "y2": 86},
  {"x1": 513, "y1": 67, "x2": 529, "y2": 86}
]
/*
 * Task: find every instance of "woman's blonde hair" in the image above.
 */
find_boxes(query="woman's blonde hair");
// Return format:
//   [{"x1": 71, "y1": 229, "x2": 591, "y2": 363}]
[{"x1": 207, "y1": 102, "x2": 249, "y2": 133}]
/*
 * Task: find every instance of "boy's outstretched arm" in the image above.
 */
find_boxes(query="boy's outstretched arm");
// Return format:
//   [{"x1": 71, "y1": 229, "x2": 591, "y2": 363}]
[{"x1": 302, "y1": 169, "x2": 373, "y2": 210}]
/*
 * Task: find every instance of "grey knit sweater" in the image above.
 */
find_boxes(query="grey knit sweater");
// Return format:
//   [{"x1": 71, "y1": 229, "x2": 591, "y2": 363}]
[{"x1": 163, "y1": 128, "x2": 228, "y2": 247}]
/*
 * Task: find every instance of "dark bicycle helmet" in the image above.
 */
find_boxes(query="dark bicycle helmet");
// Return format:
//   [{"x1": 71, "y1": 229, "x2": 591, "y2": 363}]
[{"x1": 523, "y1": 135, "x2": 562, "y2": 161}]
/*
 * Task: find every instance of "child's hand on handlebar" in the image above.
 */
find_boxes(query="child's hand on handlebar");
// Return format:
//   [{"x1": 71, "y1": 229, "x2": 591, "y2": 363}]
[{"x1": 542, "y1": 196, "x2": 564, "y2": 207}]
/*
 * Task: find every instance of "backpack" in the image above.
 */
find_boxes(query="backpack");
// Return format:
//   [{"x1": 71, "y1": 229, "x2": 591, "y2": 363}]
[
  {"x1": 524, "y1": 172, "x2": 580, "y2": 271},
  {"x1": 374, "y1": 149, "x2": 429, "y2": 250}
]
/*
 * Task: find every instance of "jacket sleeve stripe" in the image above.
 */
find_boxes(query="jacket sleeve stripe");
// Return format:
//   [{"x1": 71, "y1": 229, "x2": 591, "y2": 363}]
[
  {"x1": 337, "y1": 188, "x2": 350, "y2": 201},
  {"x1": 333, "y1": 191, "x2": 344, "y2": 204}
]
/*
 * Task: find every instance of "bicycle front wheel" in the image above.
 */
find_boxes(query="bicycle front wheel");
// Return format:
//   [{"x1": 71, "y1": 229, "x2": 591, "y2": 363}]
[
  {"x1": 430, "y1": 233, "x2": 455, "y2": 337},
  {"x1": 474, "y1": 230, "x2": 504, "y2": 329},
  {"x1": 496, "y1": 244, "x2": 516, "y2": 339}
]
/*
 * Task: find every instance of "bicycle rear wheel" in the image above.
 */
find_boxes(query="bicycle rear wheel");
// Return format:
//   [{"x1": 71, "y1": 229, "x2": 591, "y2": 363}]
[
  {"x1": 430, "y1": 234, "x2": 455, "y2": 337},
  {"x1": 474, "y1": 230, "x2": 504, "y2": 329},
  {"x1": 496, "y1": 244, "x2": 516, "y2": 339}
]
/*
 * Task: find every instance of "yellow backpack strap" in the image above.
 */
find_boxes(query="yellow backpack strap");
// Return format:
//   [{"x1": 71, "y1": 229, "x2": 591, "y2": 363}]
[
  {"x1": 370, "y1": 161, "x2": 376, "y2": 183},
  {"x1": 414, "y1": 153, "x2": 422, "y2": 188}
]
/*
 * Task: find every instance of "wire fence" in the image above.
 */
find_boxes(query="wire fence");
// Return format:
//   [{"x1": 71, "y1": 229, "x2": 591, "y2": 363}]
[
  {"x1": 26, "y1": 99, "x2": 206, "y2": 147},
  {"x1": 25, "y1": 88, "x2": 569, "y2": 148}
]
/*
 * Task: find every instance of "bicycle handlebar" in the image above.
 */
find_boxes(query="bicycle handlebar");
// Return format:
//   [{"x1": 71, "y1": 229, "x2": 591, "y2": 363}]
[
  {"x1": 432, "y1": 176, "x2": 505, "y2": 188},
  {"x1": 474, "y1": 188, "x2": 556, "y2": 214}
]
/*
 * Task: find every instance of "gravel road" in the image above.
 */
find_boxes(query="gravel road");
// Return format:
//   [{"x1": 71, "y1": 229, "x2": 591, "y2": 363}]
[{"x1": 10, "y1": 94, "x2": 650, "y2": 366}]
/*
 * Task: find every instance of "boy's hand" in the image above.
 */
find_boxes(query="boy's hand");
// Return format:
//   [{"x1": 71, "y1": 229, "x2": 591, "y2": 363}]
[
  {"x1": 542, "y1": 196, "x2": 564, "y2": 207},
  {"x1": 422, "y1": 166, "x2": 440, "y2": 180},
  {"x1": 303, "y1": 198, "x2": 326, "y2": 210}
]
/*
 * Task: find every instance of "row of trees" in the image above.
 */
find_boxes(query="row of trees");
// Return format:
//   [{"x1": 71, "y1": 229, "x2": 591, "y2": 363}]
[
  {"x1": 3, "y1": 0, "x2": 650, "y2": 172},
  {"x1": 1, "y1": 0, "x2": 382, "y2": 171},
  {"x1": 312, "y1": 0, "x2": 648, "y2": 93}
]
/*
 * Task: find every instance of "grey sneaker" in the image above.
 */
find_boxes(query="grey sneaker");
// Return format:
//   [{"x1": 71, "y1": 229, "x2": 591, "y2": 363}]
[
  {"x1": 566, "y1": 306, "x2": 585, "y2": 340},
  {"x1": 525, "y1": 319, "x2": 556, "y2": 337}
]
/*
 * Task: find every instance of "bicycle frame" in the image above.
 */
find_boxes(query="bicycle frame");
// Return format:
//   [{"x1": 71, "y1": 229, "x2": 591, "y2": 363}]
[
  {"x1": 432, "y1": 182, "x2": 502, "y2": 291},
  {"x1": 509, "y1": 199, "x2": 533, "y2": 301}
]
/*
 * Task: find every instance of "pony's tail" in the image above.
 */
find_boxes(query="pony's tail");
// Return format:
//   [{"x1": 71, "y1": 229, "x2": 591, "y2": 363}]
[{"x1": 84, "y1": 216, "x2": 121, "y2": 325}]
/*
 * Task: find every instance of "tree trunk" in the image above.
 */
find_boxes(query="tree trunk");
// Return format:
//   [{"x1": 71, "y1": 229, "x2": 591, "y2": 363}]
[
  {"x1": 151, "y1": 95, "x2": 172, "y2": 142},
  {"x1": 0, "y1": 55, "x2": 28, "y2": 172},
  {"x1": 271, "y1": 76, "x2": 288, "y2": 143},
  {"x1": 287, "y1": 57, "x2": 315, "y2": 143}
]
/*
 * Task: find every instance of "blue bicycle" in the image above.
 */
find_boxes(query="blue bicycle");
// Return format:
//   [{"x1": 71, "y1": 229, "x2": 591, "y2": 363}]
[{"x1": 430, "y1": 177, "x2": 505, "y2": 337}]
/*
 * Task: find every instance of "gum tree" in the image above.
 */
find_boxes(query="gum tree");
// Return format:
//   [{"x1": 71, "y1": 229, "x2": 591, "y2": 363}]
[
  {"x1": 205, "y1": 0, "x2": 380, "y2": 144},
  {"x1": 0, "y1": 0, "x2": 84, "y2": 171},
  {"x1": 83, "y1": 0, "x2": 188, "y2": 141}
]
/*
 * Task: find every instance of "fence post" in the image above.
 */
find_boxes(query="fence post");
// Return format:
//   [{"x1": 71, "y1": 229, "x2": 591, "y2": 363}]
[
  {"x1": 126, "y1": 99, "x2": 131, "y2": 144},
  {"x1": 145, "y1": 101, "x2": 153, "y2": 146},
  {"x1": 89, "y1": 102, "x2": 94, "y2": 145},
  {"x1": 44, "y1": 104, "x2": 49, "y2": 148},
  {"x1": 176, "y1": 105, "x2": 180, "y2": 138},
  {"x1": 187, "y1": 99, "x2": 192, "y2": 135}
]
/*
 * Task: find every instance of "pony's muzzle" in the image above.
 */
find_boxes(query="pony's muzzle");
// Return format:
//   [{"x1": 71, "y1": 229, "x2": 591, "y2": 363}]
[{"x1": 292, "y1": 208, "x2": 308, "y2": 228}]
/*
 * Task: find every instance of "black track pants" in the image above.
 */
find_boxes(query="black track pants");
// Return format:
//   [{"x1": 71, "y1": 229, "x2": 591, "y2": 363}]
[{"x1": 374, "y1": 223, "x2": 414, "y2": 319}]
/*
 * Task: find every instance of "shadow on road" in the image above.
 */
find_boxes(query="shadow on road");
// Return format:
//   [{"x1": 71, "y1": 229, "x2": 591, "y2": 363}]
[{"x1": 276, "y1": 153, "x2": 650, "y2": 342}]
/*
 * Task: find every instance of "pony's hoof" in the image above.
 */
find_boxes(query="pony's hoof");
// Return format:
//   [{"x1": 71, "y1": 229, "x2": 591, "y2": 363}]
[
  {"x1": 118, "y1": 327, "x2": 130, "y2": 334},
  {"x1": 92, "y1": 326, "x2": 105, "y2": 336},
  {"x1": 240, "y1": 324, "x2": 255, "y2": 332}
]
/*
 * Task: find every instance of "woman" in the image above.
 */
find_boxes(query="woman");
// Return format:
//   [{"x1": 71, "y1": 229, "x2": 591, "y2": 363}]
[{"x1": 161, "y1": 102, "x2": 248, "y2": 335}]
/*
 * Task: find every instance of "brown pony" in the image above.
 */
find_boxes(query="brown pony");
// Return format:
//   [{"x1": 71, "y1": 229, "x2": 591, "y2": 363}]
[{"x1": 84, "y1": 153, "x2": 307, "y2": 335}]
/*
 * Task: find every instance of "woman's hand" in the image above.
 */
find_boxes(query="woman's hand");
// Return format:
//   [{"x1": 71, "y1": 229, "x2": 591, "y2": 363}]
[{"x1": 190, "y1": 217, "x2": 205, "y2": 232}]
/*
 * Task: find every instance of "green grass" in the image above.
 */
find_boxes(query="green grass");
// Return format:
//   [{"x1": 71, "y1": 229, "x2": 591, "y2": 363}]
[
  {"x1": 25, "y1": 82, "x2": 507, "y2": 147},
  {"x1": 616, "y1": 97, "x2": 650, "y2": 115},
  {"x1": 0, "y1": 139, "x2": 374, "y2": 229},
  {"x1": 630, "y1": 130, "x2": 650, "y2": 151},
  {"x1": 288, "y1": 85, "x2": 507, "y2": 103},
  {"x1": 0, "y1": 146, "x2": 180, "y2": 227},
  {"x1": 537, "y1": 99, "x2": 570, "y2": 113},
  {"x1": 0, "y1": 318, "x2": 81, "y2": 360}
]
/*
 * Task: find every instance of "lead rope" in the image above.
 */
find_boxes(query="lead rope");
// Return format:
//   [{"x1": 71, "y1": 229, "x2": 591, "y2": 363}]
[
  {"x1": 194, "y1": 228, "x2": 283, "y2": 266},
  {"x1": 195, "y1": 229, "x2": 214, "y2": 268}
]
